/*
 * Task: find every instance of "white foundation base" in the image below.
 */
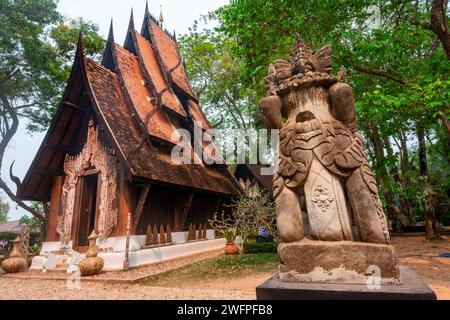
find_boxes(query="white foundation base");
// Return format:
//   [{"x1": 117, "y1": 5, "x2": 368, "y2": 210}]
[{"x1": 31, "y1": 231, "x2": 225, "y2": 271}]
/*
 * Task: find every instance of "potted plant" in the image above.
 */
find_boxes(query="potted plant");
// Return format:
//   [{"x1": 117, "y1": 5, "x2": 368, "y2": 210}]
[
  {"x1": 221, "y1": 228, "x2": 239, "y2": 255},
  {"x1": 209, "y1": 213, "x2": 240, "y2": 255}
]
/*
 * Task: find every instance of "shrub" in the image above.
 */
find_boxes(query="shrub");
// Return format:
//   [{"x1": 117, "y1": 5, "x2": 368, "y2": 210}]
[
  {"x1": 0, "y1": 232, "x2": 18, "y2": 254},
  {"x1": 0, "y1": 231, "x2": 42, "y2": 256},
  {"x1": 243, "y1": 241, "x2": 280, "y2": 254}
]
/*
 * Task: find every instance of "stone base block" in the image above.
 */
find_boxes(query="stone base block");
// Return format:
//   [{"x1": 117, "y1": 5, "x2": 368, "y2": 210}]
[
  {"x1": 279, "y1": 239, "x2": 400, "y2": 284},
  {"x1": 256, "y1": 266, "x2": 436, "y2": 300}
]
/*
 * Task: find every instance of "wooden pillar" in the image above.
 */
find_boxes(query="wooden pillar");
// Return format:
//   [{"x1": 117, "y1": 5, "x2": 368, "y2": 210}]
[
  {"x1": 175, "y1": 192, "x2": 193, "y2": 232},
  {"x1": 123, "y1": 212, "x2": 131, "y2": 270},
  {"x1": 116, "y1": 166, "x2": 136, "y2": 236},
  {"x1": 45, "y1": 176, "x2": 63, "y2": 242},
  {"x1": 132, "y1": 185, "x2": 150, "y2": 234}
]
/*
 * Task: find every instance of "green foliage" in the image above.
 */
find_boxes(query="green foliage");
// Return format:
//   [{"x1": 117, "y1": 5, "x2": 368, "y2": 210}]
[
  {"x1": 0, "y1": 195, "x2": 9, "y2": 224},
  {"x1": 180, "y1": 0, "x2": 450, "y2": 228},
  {"x1": 19, "y1": 215, "x2": 43, "y2": 233},
  {"x1": 0, "y1": 231, "x2": 41, "y2": 255},
  {"x1": 0, "y1": 231, "x2": 17, "y2": 254},
  {"x1": 0, "y1": 0, "x2": 104, "y2": 131},
  {"x1": 179, "y1": 20, "x2": 263, "y2": 130},
  {"x1": 29, "y1": 242, "x2": 42, "y2": 256},
  {"x1": 209, "y1": 188, "x2": 278, "y2": 247},
  {"x1": 243, "y1": 241, "x2": 279, "y2": 254},
  {"x1": 221, "y1": 228, "x2": 237, "y2": 242},
  {"x1": 0, "y1": 0, "x2": 104, "y2": 222},
  {"x1": 142, "y1": 253, "x2": 279, "y2": 286}
]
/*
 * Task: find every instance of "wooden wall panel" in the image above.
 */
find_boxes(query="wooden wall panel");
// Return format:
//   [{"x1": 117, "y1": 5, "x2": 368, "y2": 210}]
[
  {"x1": 45, "y1": 176, "x2": 63, "y2": 242},
  {"x1": 114, "y1": 166, "x2": 137, "y2": 237}
]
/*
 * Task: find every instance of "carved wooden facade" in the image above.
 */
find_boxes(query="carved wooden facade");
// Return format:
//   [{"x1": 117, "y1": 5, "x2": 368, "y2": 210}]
[
  {"x1": 17, "y1": 6, "x2": 241, "y2": 249},
  {"x1": 56, "y1": 121, "x2": 119, "y2": 242}
]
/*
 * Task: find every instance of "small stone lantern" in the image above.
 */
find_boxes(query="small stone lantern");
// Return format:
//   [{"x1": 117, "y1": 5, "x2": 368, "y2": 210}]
[
  {"x1": 78, "y1": 231, "x2": 104, "y2": 276},
  {"x1": 1, "y1": 237, "x2": 28, "y2": 273}
]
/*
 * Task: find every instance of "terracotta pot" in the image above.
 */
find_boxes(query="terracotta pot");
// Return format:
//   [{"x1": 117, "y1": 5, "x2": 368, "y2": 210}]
[
  {"x1": 1, "y1": 257, "x2": 27, "y2": 274},
  {"x1": 225, "y1": 242, "x2": 239, "y2": 255},
  {"x1": 78, "y1": 257, "x2": 104, "y2": 276}
]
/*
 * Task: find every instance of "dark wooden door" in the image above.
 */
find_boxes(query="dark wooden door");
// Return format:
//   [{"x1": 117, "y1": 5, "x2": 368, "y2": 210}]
[{"x1": 76, "y1": 174, "x2": 98, "y2": 248}]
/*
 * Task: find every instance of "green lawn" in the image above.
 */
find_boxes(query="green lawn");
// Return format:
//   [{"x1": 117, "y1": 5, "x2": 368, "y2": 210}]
[{"x1": 141, "y1": 253, "x2": 279, "y2": 286}]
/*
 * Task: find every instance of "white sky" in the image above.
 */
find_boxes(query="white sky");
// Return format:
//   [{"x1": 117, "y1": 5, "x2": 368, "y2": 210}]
[{"x1": 3, "y1": 0, "x2": 229, "y2": 220}]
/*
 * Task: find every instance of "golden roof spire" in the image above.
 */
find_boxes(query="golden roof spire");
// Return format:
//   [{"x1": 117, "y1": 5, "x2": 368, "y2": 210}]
[{"x1": 159, "y1": 5, "x2": 164, "y2": 26}]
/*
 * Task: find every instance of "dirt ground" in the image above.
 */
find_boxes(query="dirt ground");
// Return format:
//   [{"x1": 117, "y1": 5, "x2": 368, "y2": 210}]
[
  {"x1": 142, "y1": 235, "x2": 450, "y2": 299},
  {"x1": 390, "y1": 235, "x2": 450, "y2": 300},
  {"x1": 0, "y1": 235, "x2": 449, "y2": 300}
]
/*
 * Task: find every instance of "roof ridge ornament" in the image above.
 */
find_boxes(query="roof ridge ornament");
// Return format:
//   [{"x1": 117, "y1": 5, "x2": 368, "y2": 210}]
[
  {"x1": 159, "y1": 5, "x2": 164, "y2": 27},
  {"x1": 128, "y1": 8, "x2": 135, "y2": 31},
  {"x1": 76, "y1": 32, "x2": 84, "y2": 57},
  {"x1": 107, "y1": 18, "x2": 115, "y2": 43}
]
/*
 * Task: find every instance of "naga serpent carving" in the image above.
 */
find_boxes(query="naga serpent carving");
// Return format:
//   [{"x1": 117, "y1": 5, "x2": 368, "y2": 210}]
[{"x1": 259, "y1": 34, "x2": 389, "y2": 244}]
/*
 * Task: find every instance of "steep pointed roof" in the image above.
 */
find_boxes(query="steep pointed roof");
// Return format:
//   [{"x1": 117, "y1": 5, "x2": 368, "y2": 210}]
[
  {"x1": 113, "y1": 43, "x2": 178, "y2": 143},
  {"x1": 141, "y1": 10, "x2": 197, "y2": 99},
  {"x1": 133, "y1": 32, "x2": 186, "y2": 117},
  {"x1": 102, "y1": 19, "x2": 116, "y2": 71},
  {"x1": 17, "y1": 13, "x2": 242, "y2": 201}
]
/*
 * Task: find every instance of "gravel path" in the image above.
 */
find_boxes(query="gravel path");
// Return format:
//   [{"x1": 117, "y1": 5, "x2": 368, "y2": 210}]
[
  {"x1": 1, "y1": 247, "x2": 257, "y2": 300},
  {"x1": 1, "y1": 235, "x2": 449, "y2": 300},
  {"x1": 4, "y1": 248, "x2": 224, "y2": 283},
  {"x1": 0, "y1": 277, "x2": 255, "y2": 300}
]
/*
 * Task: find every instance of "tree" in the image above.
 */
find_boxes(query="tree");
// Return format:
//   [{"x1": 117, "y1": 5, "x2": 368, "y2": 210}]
[
  {"x1": 192, "y1": 0, "x2": 450, "y2": 236},
  {"x1": 209, "y1": 187, "x2": 277, "y2": 253},
  {"x1": 0, "y1": 195, "x2": 9, "y2": 224},
  {"x1": 0, "y1": 0, "x2": 104, "y2": 223},
  {"x1": 179, "y1": 19, "x2": 263, "y2": 131}
]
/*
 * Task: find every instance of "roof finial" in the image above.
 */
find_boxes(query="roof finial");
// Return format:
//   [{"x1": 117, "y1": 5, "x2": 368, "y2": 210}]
[
  {"x1": 76, "y1": 31, "x2": 84, "y2": 57},
  {"x1": 128, "y1": 8, "x2": 135, "y2": 31},
  {"x1": 159, "y1": 5, "x2": 164, "y2": 27},
  {"x1": 107, "y1": 18, "x2": 115, "y2": 42}
]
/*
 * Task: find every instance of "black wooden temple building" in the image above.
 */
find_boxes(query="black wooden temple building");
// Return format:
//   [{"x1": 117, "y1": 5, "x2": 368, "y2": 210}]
[{"x1": 17, "y1": 5, "x2": 241, "y2": 262}]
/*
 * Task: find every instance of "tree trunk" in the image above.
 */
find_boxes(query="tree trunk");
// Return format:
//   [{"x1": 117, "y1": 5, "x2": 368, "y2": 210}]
[
  {"x1": 383, "y1": 135, "x2": 412, "y2": 227},
  {"x1": 416, "y1": 121, "x2": 441, "y2": 239},
  {"x1": 430, "y1": 0, "x2": 450, "y2": 60},
  {"x1": 366, "y1": 121, "x2": 403, "y2": 231},
  {"x1": 0, "y1": 93, "x2": 46, "y2": 222},
  {"x1": 398, "y1": 130, "x2": 413, "y2": 224}
]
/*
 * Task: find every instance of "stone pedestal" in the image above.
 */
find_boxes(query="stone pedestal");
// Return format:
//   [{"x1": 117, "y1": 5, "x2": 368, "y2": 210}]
[
  {"x1": 256, "y1": 266, "x2": 436, "y2": 300},
  {"x1": 279, "y1": 239, "x2": 400, "y2": 284}
]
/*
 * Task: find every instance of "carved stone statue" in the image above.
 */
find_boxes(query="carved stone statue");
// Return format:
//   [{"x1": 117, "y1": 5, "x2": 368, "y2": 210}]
[{"x1": 259, "y1": 34, "x2": 399, "y2": 284}]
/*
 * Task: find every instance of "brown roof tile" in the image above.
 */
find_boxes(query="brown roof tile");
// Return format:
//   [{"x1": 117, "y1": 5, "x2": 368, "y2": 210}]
[
  {"x1": 187, "y1": 99, "x2": 210, "y2": 130},
  {"x1": 114, "y1": 44, "x2": 177, "y2": 143},
  {"x1": 149, "y1": 21, "x2": 197, "y2": 99},
  {"x1": 134, "y1": 32, "x2": 186, "y2": 117},
  {"x1": 85, "y1": 58, "x2": 241, "y2": 196}
]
